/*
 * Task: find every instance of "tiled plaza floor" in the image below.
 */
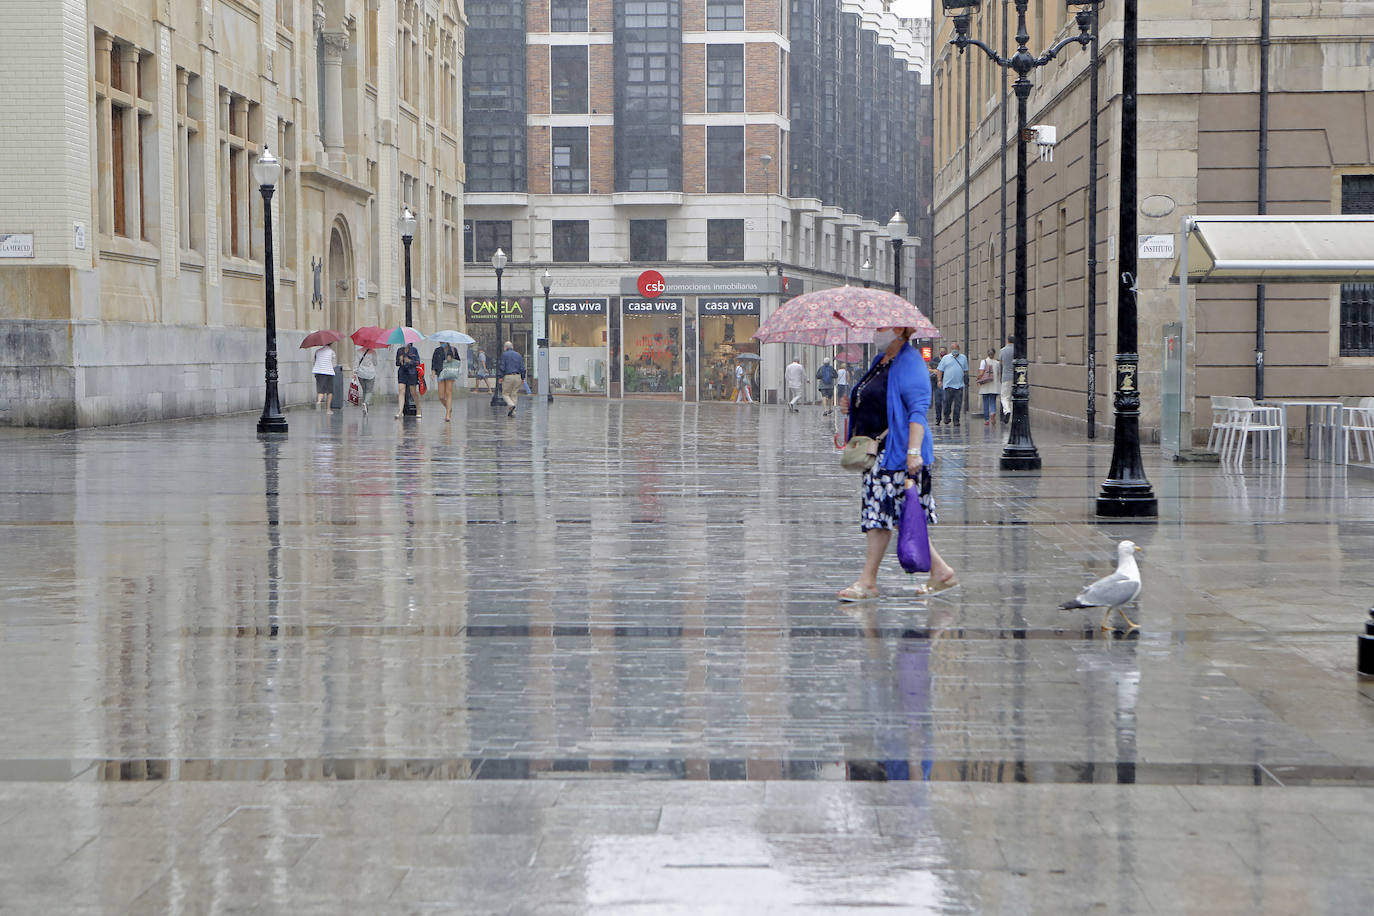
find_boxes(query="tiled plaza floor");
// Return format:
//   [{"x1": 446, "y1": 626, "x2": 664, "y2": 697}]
[{"x1": 1, "y1": 393, "x2": 1372, "y2": 913}]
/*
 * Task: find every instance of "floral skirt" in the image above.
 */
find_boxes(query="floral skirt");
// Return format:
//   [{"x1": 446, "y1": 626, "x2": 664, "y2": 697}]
[{"x1": 860, "y1": 450, "x2": 938, "y2": 532}]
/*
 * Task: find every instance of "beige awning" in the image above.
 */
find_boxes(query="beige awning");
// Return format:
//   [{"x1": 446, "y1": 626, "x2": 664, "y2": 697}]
[{"x1": 1172, "y1": 215, "x2": 1374, "y2": 284}]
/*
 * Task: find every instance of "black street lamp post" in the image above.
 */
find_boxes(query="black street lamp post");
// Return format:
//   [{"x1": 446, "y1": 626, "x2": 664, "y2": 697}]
[
  {"x1": 489, "y1": 248, "x2": 507, "y2": 407},
  {"x1": 543, "y1": 269, "x2": 553, "y2": 403},
  {"x1": 399, "y1": 207, "x2": 418, "y2": 417},
  {"x1": 1096, "y1": 0, "x2": 1157, "y2": 517},
  {"x1": 944, "y1": 0, "x2": 1097, "y2": 471},
  {"x1": 887, "y1": 211, "x2": 907, "y2": 299},
  {"x1": 254, "y1": 147, "x2": 287, "y2": 435}
]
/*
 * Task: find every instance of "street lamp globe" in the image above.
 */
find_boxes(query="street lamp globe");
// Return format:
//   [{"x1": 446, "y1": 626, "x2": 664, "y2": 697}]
[
  {"x1": 398, "y1": 206, "x2": 417, "y2": 241},
  {"x1": 886, "y1": 211, "x2": 908, "y2": 242},
  {"x1": 542, "y1": 268, "x2": 551, "y2": 290},
  {"x1": 861, "y1": 257, "x2": 873, "y2": 287},
  {"x1": 491, "y1": 248, "x2": 507, "y2": 272},
  {"x1": 252, "y1": 146, "x2": 280, "y2": 190}
]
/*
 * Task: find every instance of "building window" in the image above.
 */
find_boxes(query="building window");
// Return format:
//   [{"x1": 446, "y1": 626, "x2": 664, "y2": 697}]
[
  {"x1": 707, "y1": 126, "x2": 743, "y2": 193},
  {"x1": 624, "y1": 1, "x2": 673, "y2": 29},
  {"x1": 466, "y1": 125, "x2": 525, "y2": 192},
  {"x1": 707, "y1": 219, "x2": 744, "y2": 261},
  {"x1": 706, "y1": 45, "x2": 744, "y2": 113},
  {"x1": 706, "y1": 1, "x2": 744, "y2": 31},
  {"x1": 551, "y1": 0, "x2": 588, "y2": 32},
  {"x1": 616, "y1": 37, "x2": 682, "y2": 191},
  {"x1": 467, "y1": 1, "x2": 523, "y2": 29},
  {"x1": 552, "y1": 127, "x2": 589, "y2": 194},
  {"x1": 464, "y1": 219, "x2": 512, "y2": 263},
  {"x1": 630, "y1": 219, "x2": 667, "y2": 262},
  {"x1": 1341, "y1": 175, "x2": 1374, "y2": 357},
  {"x1": 550, "y1": 45, "x2": 588, "y2": 114},
  {"x1": 468, "y1": 49, "x2": 521, "y2": 112},
  {"x1": 553, "y1": 220, "x2": 590, "y2": 262}
]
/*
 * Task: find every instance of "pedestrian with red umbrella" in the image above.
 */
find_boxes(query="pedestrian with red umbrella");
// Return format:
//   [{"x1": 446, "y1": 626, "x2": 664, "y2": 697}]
[{"x1": 301, "y1": 329, "x2": 344, "y2": 410}]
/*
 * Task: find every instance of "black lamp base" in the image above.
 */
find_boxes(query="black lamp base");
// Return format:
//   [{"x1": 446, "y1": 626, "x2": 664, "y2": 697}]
[
  {"x1": 1095, "y1": 484, "x2": 1158, "y2": 518},
  {"x1": 257, "y1": 416, "x2": 288, "y2": 435},
  {"x1": 1000, "y1": 447, "x2": 1042, "y2": 471}
]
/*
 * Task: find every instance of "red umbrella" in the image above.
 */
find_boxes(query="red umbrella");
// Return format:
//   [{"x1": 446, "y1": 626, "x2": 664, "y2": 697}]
[
  {"x1": 299, "y1": 329, "x2": 344, "y2": 348},
  {"x1": 754, "y1": 286, "x2": 940, "y2": 345},
  {"x1": 351, "y1": 326, "x2": 386, "y2": 346}
]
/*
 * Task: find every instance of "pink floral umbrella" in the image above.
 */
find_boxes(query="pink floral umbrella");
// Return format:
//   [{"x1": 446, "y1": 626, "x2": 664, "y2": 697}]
[{"x1": 754, "y1": 286, "x2": 941, "y2": 345}]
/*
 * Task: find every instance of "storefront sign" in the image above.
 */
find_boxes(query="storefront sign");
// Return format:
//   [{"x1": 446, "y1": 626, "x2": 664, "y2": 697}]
[
  {"x1": 1138, "y1": 234, "x2": 1175, "y2": 259},
  {"x1": 699, "y1": 297, "x2": 760, "y2": 316},
  {"x1": 465, "y1": 296, "x2": 531, "y2": 321},
  {"x1": 0, "y1": 233, "x2": 35, "y2": 258},
  {"x1": 623, "y1": 297, "x2": 683, "y2": 315},
  {"x1": 637, "y1": 269, "x2": 666, "y2": 298},
  {"x1": 548, "y1": 297, "x2": 608, "y2": 315},
  {"x1": 620, "y1": 273, "x2": 786, "y2": 296}
]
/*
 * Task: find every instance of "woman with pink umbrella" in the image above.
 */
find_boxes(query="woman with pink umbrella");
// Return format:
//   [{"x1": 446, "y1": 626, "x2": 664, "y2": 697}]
[{"x1": 389, "y1": 326, "x2": 424, "y2": 419}]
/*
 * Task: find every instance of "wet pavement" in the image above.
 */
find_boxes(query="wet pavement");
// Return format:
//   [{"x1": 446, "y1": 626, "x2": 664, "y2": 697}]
[{"x1": 2, "y1": 394, "x2": 1373, "y2": 913}]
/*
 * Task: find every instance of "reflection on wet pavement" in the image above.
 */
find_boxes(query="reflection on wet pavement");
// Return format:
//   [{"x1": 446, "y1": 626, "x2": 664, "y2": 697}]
[{"x1": 1, "y1": 397, "x2": 1372, "y2": 912}]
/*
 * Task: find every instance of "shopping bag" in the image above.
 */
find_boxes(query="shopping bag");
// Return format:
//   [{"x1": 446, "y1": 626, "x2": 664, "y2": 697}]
[
  {"x1": 522, "y1": 379, "x2": 531, "y2": 394},
  {"x1": 897, "y1": 475, "x2": 931, "y2": 574},
  {"x1": 417, "y1": 362, "x2": 427, "y2": 396},
  {"x1": 347, "y1": 379, "x2": 361, "y2": 406}
]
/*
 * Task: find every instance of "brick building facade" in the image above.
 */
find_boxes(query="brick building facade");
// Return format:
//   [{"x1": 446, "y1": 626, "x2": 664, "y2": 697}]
[{"x1": 462, "y1": 0, "x2": 930, "y2": 402}]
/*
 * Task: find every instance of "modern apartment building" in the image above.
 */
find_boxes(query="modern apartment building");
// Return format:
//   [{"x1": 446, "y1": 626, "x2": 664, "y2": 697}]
[
  {"x1": 930, "y1": 2, "x2": 1374, "y2": 441},
  {"x1": 462, "y1": 0, "x2": 930, "y2": 402},
  {"x1": 0, "y1": 0, "x2": 466, "y2": 426}
]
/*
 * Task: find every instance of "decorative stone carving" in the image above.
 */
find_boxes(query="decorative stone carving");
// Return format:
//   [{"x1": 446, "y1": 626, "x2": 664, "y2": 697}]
[
  {"x1": 313, "y1": 1, "x2": 326, "y2": 33},
  {"x1": 321, "y1": 30, "x2": 350, "y2": 60}
]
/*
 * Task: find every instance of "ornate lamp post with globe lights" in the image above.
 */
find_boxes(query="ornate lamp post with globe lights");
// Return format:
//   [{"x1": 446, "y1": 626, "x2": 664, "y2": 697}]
[
  {"x1": 942, "y1": 0, "x2": 1099, "y2": 471},
  {"x1": 886, "y1": 211, "x2": 907, "y2": 299},
  {"x1": 542, "y1": 268, "x2": 553, "y2": 403},
  {"x1": 399, "y1": 207, "x2": 418, "y2": 417},
  {"x1": 254, "y1": 147, "x2": 287, "y2": 435},
  {"x1": 490, "y1": 248, "x2": 507, "y2": 407}
]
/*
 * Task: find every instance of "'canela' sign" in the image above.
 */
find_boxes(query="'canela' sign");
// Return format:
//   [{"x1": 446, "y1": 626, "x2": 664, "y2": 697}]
[{"x1": 465, "y1": 296, "x2": 531, "y2": 320}]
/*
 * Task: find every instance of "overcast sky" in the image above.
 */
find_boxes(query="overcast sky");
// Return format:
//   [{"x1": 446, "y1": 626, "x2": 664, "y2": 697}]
[{"x1": 889, "y1": 0, "x2": 932, "y2": 17}]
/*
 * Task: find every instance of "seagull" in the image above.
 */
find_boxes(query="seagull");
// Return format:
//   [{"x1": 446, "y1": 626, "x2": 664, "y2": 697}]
[{"x1": 1059, "y1": 540, "x2": 1144, "y2": 631}]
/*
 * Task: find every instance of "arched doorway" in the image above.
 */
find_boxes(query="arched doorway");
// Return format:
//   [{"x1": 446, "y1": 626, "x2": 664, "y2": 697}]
[{"x1": 327, "y1": 220, "x2": 353, "y2": 337}]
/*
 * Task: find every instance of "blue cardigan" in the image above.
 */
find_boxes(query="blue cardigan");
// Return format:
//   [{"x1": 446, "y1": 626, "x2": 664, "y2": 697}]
[{"x1": 849, "y1": 343, "x2": 933, "y2": 471}]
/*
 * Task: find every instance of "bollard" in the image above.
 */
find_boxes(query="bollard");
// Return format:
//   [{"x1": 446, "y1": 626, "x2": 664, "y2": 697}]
[{"x1": 1360, "y1": 609, "x2": 1374, "y2": 677}]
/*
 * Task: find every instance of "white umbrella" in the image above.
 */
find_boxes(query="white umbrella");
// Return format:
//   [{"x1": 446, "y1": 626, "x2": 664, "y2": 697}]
[{"x1": 428, "y1": 329, "x2": 476, "y2": 345}]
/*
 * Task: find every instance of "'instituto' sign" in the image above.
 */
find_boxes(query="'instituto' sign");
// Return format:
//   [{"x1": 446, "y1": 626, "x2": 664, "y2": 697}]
[
  {"x1": 547, "y1": 297, "x2": 608, "y2": 315},
  {"x1": 465, "y1": 296, "x2": 531, "y2": 321},
  {"x1": 623, "y1": 297, "x2": 683, "y2": 315}
]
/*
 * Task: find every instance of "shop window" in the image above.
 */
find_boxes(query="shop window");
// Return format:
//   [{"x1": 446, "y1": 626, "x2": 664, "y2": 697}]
[
  {"x1": 630, "y1": 219, "x2": 667, "y2": 262},
  {"x1": 707, "y1": 126, "x2": 744, "y2": 193},
  {"x1": 1341, "y1": 175, "x2": 1374, "y2": 356},
  {"x1": 552, "y1": 127, "x2": 589, "y2": 194},
  {"x1": 553, "y1": 220, "x2": 590, "y2": 262},
  {"x1": 706, "y1": 1, "x2": 744, "y2": 31},
  {"x1": 464, "y1": 219, "x2": 512, "y2": 263},
  {"x1": 552, "y1": 0, "x2": 588, "y2": 32},
  {"x1": 706, "y1": 45, "x2": 744, "y2": 113},
  {"x1": 551, "y1": 46, "x2": 588, "y2": 114},
  {"x1": 707, "y1": 219, "x2": 744, "y2": 261},
  {"x1": 624, "y1": 309, "x2": 682, "y2": 394}
]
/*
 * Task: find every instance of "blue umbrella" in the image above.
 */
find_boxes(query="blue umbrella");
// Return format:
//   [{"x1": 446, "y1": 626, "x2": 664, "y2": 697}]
[{"x1": 428, "y1": 329, "x2": 476, "y2": 345}]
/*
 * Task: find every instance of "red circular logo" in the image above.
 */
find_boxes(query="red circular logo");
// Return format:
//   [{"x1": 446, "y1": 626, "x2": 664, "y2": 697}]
[{"x1": 637, "y1": 269, "x2": 666, "y2": 299}]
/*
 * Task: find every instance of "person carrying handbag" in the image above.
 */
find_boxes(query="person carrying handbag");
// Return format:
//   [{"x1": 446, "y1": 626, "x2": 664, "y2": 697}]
[
  {"x1": 837, "y1": 327, "x2": 958, "y2": 602},
  {"x1": 432, "y1": 342, "x2": 462, "y2": 422},
  {"x1": 395, "y1": 342, "x2": 421, "y2": 419},
  {"x1": 977, "y1": 348, "x2": 1000, "y2": 425}
]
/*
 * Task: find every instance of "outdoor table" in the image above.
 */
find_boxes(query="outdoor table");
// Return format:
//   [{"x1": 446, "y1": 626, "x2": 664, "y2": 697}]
[{"x1": 1260, "y1": 400, "x2": 1345, "y2": 463}]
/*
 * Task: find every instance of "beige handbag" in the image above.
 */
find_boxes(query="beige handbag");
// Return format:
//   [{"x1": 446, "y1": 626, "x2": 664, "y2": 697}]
[{"x1": 840, "y1": 430, "x2": 887, "y2": 472}]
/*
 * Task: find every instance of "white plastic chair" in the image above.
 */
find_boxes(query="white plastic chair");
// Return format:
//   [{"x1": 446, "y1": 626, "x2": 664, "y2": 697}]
[
  {"x1": 1344, "y1": 397, "x2": 1374, "y2": 464},
  {"x1": 1207, "y1": 396, "x2": 1233, "y2": 453},
  {"x1": 1229, "y1": 397, "x2": 1286, "y2": 467}
]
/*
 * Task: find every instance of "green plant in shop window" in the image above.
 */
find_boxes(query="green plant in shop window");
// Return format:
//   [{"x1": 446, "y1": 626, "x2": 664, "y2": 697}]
[
  {"x1": 669, "y1": 373, "x2": 682, "y2": 391},
  {"x1": 578, "y1": 374, "x2": 587, "y2": 392},
  {"x1": 624, "y1": 365, "x2": 639, "y2": 391}
]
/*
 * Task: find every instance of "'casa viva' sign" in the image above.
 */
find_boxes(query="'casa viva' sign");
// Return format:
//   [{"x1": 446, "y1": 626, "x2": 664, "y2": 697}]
[{"x1": 465, "y1": 296, "x2": 530, "y2": 320}]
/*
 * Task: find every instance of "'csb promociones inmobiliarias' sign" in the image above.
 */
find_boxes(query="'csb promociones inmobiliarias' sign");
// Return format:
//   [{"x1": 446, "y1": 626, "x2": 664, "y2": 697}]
[{"x1": 465, "y1": 296, "x2": 531, "y2": 321}]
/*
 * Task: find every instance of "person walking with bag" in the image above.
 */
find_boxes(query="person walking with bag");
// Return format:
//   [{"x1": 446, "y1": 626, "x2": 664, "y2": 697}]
[
  {"x1": 977, "y1": 348, "x2": 1000, "y2": 426},
  {"x1": 817, "y1": 358, "x2": 838, "y2": 416},
  {"x1": 785, "y1": 358, "x2": 806, "y2": 411},
  {"x1": 928, "y1": 346, "x2": 946, "y2": 424},
  {"x1": 395, "y1": 341, "x2": 422, "y2": 419},
  {"x1": 354, "y1": 347, "x2": 378, "y2": 413},
  {"x1": 432, "y1": 342, "x2": 462, "y2": 422},
  {"x1": 998, "y1": 335, "x2": 1015, "y2": 423},
  {"x1": 498, "y1": 340, "x2": 525, "y2": 417},
  {"x1": 733, "y1": 363, "x2": 754, "y2": 403},
  {"x1": 936, "y1": 344, "x2": 969, "y2": 425},
  {"x1": 837, "y1": 327, "x2": 958, "y2": 602}
]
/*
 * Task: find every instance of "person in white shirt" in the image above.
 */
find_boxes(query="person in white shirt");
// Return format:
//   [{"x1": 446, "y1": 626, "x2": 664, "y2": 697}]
[
  {"x1": 835, "y1": 364, "x2": 850, "y2": 408},
  {"x1": 734, "y1": 363, "x2": 754, "y2": 403},
  {"x1": 785, "y1": 358, "x2": 806, "y2": 411},
  {"x1": 354, "y1": 347, "x2": 378, "y2": 413},
  {"x1": 312, "y1": 343, "x2": 338, "y2": 409}
]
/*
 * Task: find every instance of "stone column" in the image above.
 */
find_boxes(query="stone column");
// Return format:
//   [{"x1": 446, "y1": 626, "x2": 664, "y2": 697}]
[
  {"x1": 120, "y1": 46, "x2": 142, "y2": 239},
  {"x1": 321, "y1": 30, "x2": 349, "y2": 168},
  {"x1": 232, "y1": 95, "x2": 249, "y2": 258},
  {"x1": 177, "y1": 69, "x2": 190, "y2": 244}
]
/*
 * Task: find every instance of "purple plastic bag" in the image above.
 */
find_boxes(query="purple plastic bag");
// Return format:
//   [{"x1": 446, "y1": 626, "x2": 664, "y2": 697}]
[{"x1": 897, "y1": 481, "x2": 931, "y2": 574}]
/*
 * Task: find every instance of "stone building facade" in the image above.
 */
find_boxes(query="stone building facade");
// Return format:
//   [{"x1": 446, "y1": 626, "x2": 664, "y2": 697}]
[
  {"x1": 930, "y1": 1, "x2": 1374, "y2": 441},
  {"x1": 0, "y1": 0, "x2": 467, "y2": 427},
  {"x1": 461, "y1": 0, "x2": 929, "y2": 402}
]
